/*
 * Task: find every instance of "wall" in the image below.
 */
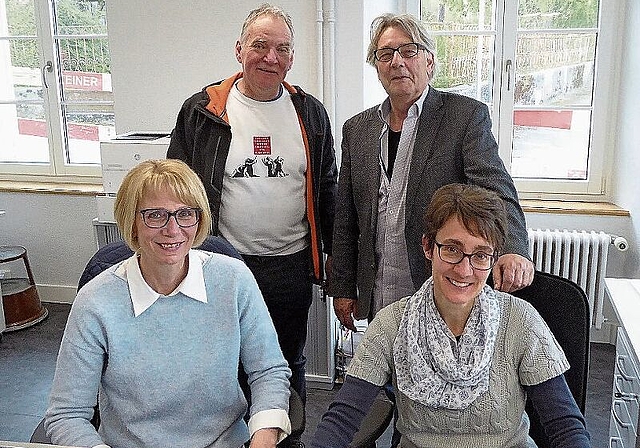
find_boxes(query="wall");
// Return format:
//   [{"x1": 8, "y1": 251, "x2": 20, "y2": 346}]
[
  {"x1": 106, "y1": 0, "x2": 320, "y2": 134},
  {"x1": 0, "y1": 193, "x2": 96, "y2": 302},
  {"x1": 611, "y1": 0, "x2": 640, "y2": 279}
]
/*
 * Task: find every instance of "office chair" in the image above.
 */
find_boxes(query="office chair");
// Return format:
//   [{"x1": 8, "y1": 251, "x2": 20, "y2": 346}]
[
  {"x1": 33, "y1": 236, "x2": 303, "y2": 445},
  {"x1": 349, "y1": 271, "x2": 590, "y2": 448},
  {"x1": 513, "y1": 270, "x2": 590, "y2": 448}
]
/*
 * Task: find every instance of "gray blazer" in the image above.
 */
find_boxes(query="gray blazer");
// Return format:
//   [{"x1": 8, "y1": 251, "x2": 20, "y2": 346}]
[{"x1": 329, "y1": 87, "x2": 530, "y2": 320}]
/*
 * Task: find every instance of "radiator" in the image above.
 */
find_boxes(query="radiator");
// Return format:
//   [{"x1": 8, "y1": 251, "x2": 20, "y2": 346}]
[
  {"x1": 93, "y1": 219, "x2": 123, "y2": 249},
  {"x1": 527, "y1": 228, "x2": 623, "y2": 330}
]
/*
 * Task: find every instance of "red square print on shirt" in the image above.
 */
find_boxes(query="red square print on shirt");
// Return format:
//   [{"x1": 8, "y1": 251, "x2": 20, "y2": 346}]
[{"x1": 253, "y1": 136, "x2": 272, "y2": 155}]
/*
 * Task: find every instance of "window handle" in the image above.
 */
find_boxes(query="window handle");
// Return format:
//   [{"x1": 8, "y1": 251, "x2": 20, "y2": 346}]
[
  {"x1": 42, "y1": 60, "x2": 53, "y2": 89},
  {"x1": 505, "y1": 59, "x2": 512, "y2": 91}
]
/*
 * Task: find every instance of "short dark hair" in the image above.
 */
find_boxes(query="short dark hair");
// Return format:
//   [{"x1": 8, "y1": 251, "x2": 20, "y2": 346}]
[{"x1": 423, "y1": 184, "x2": 508, "y2": 255}]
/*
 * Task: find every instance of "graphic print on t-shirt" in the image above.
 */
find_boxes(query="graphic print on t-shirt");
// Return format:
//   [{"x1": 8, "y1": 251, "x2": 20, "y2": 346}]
[
  {"x1": 231, "y1": 136, "x2": 289, "y2": 178},
  {"x1": 253, "y1": 136, "x2": 272, "y2": 155},
  {"x1": 263, "y1": 155, "x2": 289, "y2": 177},
  {"x1": 231, "y1": 156, "x2": 259, "y2": 177}
]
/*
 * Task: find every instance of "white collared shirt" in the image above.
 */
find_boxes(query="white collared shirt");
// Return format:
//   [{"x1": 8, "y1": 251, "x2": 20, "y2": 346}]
[{"x1": 114, "y1": 250, "x2": 210, "y2": 317}]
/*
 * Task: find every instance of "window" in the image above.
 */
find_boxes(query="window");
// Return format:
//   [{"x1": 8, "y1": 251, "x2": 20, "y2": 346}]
[
  {"x1": 0, "y1": 0, "x2": 113, "y2": 181},
  {"x1": 419, "y1": 0, "x2": 612, "y2": 196}
]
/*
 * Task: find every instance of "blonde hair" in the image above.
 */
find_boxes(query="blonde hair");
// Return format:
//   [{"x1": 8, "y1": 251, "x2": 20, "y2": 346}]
[{"x1": 114, "y1": 159, "x2": 212, "y2": 251}]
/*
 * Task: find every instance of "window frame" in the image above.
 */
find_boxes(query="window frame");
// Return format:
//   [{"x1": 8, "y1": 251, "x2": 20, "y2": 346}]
[
  {"x1": 0, "y1": 0, "x2": 110, "y2": 183},
  {"x1": 408, "y1": 0, "x2": 620, "y2": 200}
]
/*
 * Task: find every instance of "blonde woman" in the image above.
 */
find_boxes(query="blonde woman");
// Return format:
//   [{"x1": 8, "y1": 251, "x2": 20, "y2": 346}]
[{"x1": 46, "y1": 159, "x2": 291, "y2": 448}]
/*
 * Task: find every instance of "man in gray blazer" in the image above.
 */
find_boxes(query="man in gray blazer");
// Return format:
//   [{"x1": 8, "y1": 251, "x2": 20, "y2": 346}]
[{"x1": 330, "y1": 13, "x2": 534, "y2": 332}]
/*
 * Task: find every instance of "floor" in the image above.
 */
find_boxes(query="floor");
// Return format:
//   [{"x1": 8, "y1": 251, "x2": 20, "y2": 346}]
[{"x1": 0, "y1": 302, "x2": 615, "y2": 447}]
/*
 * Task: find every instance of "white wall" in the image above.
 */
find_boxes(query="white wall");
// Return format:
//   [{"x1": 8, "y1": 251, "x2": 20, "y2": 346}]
[
  {"x1": 0, "y1": 193, "x2": 96, "y2": 302},
  {"x1": 106, "y1": 0, "x2": 321, "y2": 134},
  {"x1": 1, "y1": 0, "x2": 638, "y2": 303},
  {"x1": 611, "y1": 0, "x2": 640, "y2": 279}
]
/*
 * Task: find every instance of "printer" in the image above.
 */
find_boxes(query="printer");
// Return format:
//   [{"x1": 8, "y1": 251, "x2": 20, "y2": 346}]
[{"x1": 96, "y1": 132, "x2": 171, "y2": 222}]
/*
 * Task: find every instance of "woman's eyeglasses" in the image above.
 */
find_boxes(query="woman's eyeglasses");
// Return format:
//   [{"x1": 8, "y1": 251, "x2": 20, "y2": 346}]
[
  {"x1": 433, "y1": 242, "x2": 497, "y2": 271},
  {"x1": 139, "y1": 207, "x2": 201, "y2": 228}
]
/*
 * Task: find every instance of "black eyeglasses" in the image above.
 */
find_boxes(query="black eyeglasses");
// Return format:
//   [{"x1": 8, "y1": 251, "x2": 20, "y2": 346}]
[
  {"x1": 374, "y1": 42, "x2": 426, "y2": 62},
  {"x1": 139, "y1": 207, "x2": 201, "y2": 229},
  {"x1": 433, "y1": 242, "x2": 497, "y2": 271}
]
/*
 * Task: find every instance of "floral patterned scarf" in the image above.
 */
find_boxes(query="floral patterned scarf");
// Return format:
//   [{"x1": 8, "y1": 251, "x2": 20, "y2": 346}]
[{"x1": 393, "y1": 278, "x2": 501, "y2": 410}]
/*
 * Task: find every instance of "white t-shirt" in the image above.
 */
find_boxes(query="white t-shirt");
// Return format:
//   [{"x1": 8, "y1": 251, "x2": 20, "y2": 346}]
[{"x1": 219, "y1": 84, "x2": 308, "y2": 255}]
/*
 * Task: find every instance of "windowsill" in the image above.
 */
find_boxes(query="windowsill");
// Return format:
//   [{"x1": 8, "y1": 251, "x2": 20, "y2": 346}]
[
  {"x1": 0, "y1": 180, "x2": 103, "y2": 196},
  {"x1": 521, "y1": 199, "x2": 629, "y2": 217},
  {"x1": 0, "y1": 181, "x2": 629, "y2": 217}
]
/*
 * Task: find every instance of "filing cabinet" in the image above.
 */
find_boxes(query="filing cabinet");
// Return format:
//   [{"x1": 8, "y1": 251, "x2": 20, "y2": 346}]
[{"x1": 609, "y1": 326, "x2": 640, "y2": 447}]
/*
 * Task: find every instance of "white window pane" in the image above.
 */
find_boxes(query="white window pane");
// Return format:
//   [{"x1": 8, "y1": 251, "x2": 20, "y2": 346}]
[
  {"x1": 1, "y1": 36, "x2": 42, "y2": 102},
  {"x1": 3, "y1": 0, "x2": 37, "y2": 36},
  {"x1": 58, "y1": 37, "x2": 110, "y2": 74},
  {"x1": 2, "y1": 0, "x2": 40, "y2": 101},
  {"x1": 52, "y1": 0, "x2": 107, "y2": 35},
  {"x1": 0, "y1": 103, "x2": 50, "y2": 163},
  {"x1": 515, "y1": 33, "x2": 596, "y2": 107},
  {"x1": 432, "y1": 34, "x2": 495, "y2": 104},
  {"x1": 511, "y1": 109, "x2": 591, "y2": 180},
  {"x1": 63, "y1": 103, "x2": 114, "y2": 164},
  {"x1": 518, "y1": 0, "x2": 599, "y2": 30},
  {"x1": 422, "y1": 0, "x2": 495, "y2": 29}
]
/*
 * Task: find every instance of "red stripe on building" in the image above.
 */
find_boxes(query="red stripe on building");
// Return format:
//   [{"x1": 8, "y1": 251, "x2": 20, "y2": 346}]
[
  {"x1": 514, "y1": 110, "x2": 573, "y2": 130},
  {"x1": 61, "y1": 71, "x2": 103, "y2": 91},
  {"x1": 18, "y1": 119, "x2": 99, "y2": 141}
]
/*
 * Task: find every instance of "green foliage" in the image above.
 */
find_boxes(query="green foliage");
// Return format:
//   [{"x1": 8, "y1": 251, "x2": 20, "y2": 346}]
[
  {"x1": 422, "y1": 0, "x2": 598, "y2": 89},
  {"x1": 551, "y1": 0, "x2": 598, "y2": 28},
  {"x1": 518, "y1": 0, "x2": 598, "y2": 28},
  {"x1": 6, "y1": 0, "x2": 110, "y2": 73}
]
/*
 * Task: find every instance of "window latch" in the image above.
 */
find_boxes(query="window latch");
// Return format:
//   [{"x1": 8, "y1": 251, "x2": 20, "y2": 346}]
[
  {"x1": 505, "y1": 59, "x2": 512, "y2": 91},
  {"x1": 41, "y1": 60, "x2": 53, "y2": 89}
]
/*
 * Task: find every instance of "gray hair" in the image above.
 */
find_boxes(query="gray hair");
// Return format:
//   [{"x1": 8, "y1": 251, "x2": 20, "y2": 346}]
[
  {"x1": 239, "y1": 3, "x2": 295, "y2": 45},
  {"x1": 367, "y1": 13, "x2": 436, "y2": 75}
]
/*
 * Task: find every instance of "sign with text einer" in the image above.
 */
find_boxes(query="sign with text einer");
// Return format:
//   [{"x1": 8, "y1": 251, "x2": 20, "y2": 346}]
[{"x1": 62, "y1": 71, "x2": 103, "y2": 91}]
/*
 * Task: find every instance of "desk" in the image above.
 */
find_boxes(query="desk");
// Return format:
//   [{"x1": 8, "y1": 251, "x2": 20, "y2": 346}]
[{"x1": 605, "y1": 278, "x2": 640, "y2": 448}]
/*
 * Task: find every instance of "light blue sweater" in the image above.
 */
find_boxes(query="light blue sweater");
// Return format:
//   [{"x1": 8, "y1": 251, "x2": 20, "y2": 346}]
[{"x1": 45, "y1": 252, "x2": 291, "y2": 448}]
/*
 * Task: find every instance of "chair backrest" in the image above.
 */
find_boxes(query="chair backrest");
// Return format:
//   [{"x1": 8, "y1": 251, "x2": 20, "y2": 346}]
[
  {"x1": 77, "y1": 236, "x2": 243, "y2": 291},
  {"x1": 511, "y1": 270, "x2": 590, "y2": 448}
]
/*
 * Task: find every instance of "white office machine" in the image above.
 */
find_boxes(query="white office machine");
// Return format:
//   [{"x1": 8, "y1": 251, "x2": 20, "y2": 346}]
[{"x1": 96, "y1": 132, "x2": 170, "y2": 222}]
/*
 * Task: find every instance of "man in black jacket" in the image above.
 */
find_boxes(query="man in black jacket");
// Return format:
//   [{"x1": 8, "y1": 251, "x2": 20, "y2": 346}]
[{"x1": 167, "y1": 4, "x2": 337, "y2": 446}]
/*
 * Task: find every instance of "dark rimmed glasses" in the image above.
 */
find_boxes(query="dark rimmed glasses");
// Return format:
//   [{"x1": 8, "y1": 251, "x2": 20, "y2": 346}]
[
  {"x1": 139, "y1": 207, "x2": 201, "y2": 229},
  {"x1": 433, "y1": 242, "x2": 497, "y2": 271},
  {"x1": 374, "y1": 42, "x2": 426, "y2": 62}
]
